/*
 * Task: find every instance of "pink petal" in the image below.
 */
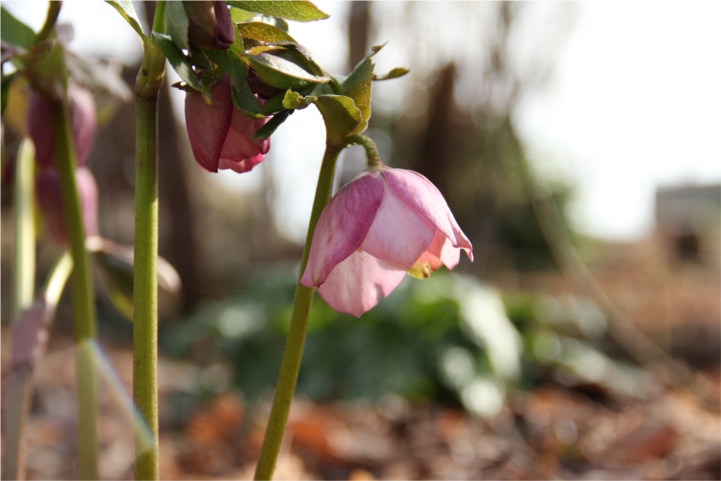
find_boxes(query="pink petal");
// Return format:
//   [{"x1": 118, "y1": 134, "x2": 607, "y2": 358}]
[
  {"x1": 360, "y1": 180, "x2": 436, "y2": 270},
  {"x1": 316, "y1": 250, "x2": 407, "y2": 317},
  {"x1": 184, "y1": 78, "x2": 233, "y2": 172},
  {"x1": 219, "y1": 108, "x2": 270, "y2": 162},
  {"x1": 383, "y1": 169, "x2": 473, "y2": 261},
  {"x1": 75, "y1": 167, "x2": 99, "y2": 238},
  {"x1": 301, "y1": 173, "x2": 384, "y2": 287},
  {"x1": 219, "y1": 153, "x2": 265, "y2": 174},
  {"x1": 68, "y1": 83, "x2": 97, "y2": 167}
]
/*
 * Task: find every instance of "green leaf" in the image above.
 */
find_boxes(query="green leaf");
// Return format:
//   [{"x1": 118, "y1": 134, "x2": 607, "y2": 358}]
[
  {"x1": 104, "y1": 0, "x2": 147, "y2": 43},
  {"x1": 314, "y1": 95, "x2": 362, "y2": 147},
  {"x1": 238, "y1": 22, "x2": 296, "y2": 44},
  {"x1": 1, "y1": 7, "x2": 36, "y2": 49},
  {"x1": 202, "y1": 24, "x2": 261, "y2": 115},
  {"x1": 1, "y1": 72, "x2": 18, "y2": 116},
  {"x1": 374, "y1": 67, "x2": 410, "y2": 81},
  {"x1": 342, "y1": 58, "x2": 374, "y2": 135},
  {"x1": 227, "y1": 1, "x2": 329, "y2": 22},
  {"x1": 245, "y1": 49, "x2": 329, "y2": 90},
  {"x1": 230, "y1": 6, "x2": 256, "y2": 23},
  {"x1": 282, "y1": 90, "x2": 315, "y2": 110},
  {"x1": 231, "y1": 82, "x2": 263, "y2": 117},
  {"x1": 154, "y1": 33, "x2": 204, "y2": 91},
  {"x1": 254, "y1": 110, "x2": 291, "y2": 140},
  {"x1": 165, "y1": 0, "x2": 189, "y2": 50}
]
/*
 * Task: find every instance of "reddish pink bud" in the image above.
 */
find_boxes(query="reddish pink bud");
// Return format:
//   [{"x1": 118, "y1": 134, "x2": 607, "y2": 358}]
[
  {"x1": 28, "y1": 83, "x2": 97, "y2": 168},
  {"x1": 185, "y1": 76, "x2": 271, "y2": 174},
  {"x1": 36, "y1": 166, "x2": 99, "y2": 245},
  {"x1": 301, "y1": 167, "x2": 473, "y2": 317},
  {"x1": 183, "y1": 1, "x2": 234, "y2": 50}
]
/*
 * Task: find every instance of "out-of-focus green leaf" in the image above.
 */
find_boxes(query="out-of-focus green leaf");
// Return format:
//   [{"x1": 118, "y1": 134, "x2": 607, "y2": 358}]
[
  {"x1": 104, "y1": 0, "x2": 147, "y2": 43},
  {"x1": 154, "y1": 33, "x2": 204, "y2": 91},
  {"x1": 88, "y1": 237, "x2": 180, "y2": 322},
  {"x1": 65, "y1": 52, "x2": 132, "y2": 102},
  {"x1": 230, "y1": 6, "x2": 256, "y2": 23},
  {"x1": 26, "y1": 39, "x2": 67, "y2": 97},
  {"x1": 253, "y1": 110, "x2": 290, "y2": 140},
  {"x1": 374, "y1": 67, "x2": 410, "y2": 81},
  {"x1": 226, "y1": 1, "x2": 329, "y2": 22},
  {"x1": 165, "y1": 0, "x2": 189, "y2": 50},
  {"x1": 0, "y1": 7, "x2": 35, "y2": 49},
  {"x1": 314, "y1": 95, "x2": 362, "y2": 147},
  {"x1": 238, "y1": 21, "x2": 296, "y2": 44}
]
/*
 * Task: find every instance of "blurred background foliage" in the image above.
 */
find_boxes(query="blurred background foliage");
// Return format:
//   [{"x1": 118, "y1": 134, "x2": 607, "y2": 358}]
[{"x1": 2, "y1": 0, "x2": 718, "y2": 428}]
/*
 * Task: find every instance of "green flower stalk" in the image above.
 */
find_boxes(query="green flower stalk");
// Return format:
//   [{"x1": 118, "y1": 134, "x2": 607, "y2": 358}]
[
  {"x1": 254, "y1": 143, "x2": 342, "y2": 480},
  {"x1": 51, "y1": 94, "x2": 99, "y2": 481},
  {"x1": 133, "y1": 2, "x2": 167, "y2": 479}
]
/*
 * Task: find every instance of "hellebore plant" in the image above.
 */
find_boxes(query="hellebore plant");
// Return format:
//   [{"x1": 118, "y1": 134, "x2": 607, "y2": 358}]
[
  {"x1": 185, "y1": 75, "x2": 270, "y2": 173},
  {"x1": 301, "y1": 165, "x2": 473, "y2": 317}
]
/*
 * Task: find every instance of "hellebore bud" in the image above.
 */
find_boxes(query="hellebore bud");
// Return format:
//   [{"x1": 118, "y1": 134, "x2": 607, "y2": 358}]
[
  {"x1": 183, "y1": 1, "x2": 234, "y2": 50},
  {"x1": 301, "y1": 167, "x2": 473, "y2": 317},
  {"x1": 36, "y1": 166, "x2": 99, "y2": 245},
  {"x1": 28, "y1": 83, "x2": 97, "y2": 169},
  {"x1": 185, "y1": 75, "x2": 271, "y2": 174}
]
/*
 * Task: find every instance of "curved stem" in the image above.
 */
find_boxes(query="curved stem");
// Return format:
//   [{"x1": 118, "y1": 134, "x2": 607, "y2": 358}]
[
  {"x1": 254, "y1": 143, "x2": 343, "y2": 480},
  {"x1": 52, "y1": 98, "x2": 99, "y2": 481},
  {"x1": 34, "y1": 1, "x2": 62, "y2": 45},
  {"x1": 346, "y1": 134, "x2": 382, "y2": 168},
  {"x1": 133, "y1": 2, "x2": 166, "y2": 479}
]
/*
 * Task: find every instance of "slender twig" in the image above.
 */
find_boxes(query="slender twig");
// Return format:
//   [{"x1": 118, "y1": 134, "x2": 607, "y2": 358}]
[
  {"x1": 52, "y1": 99, "x2": 99, "y2": 480},
  {"x1": 3, "y1": 139, "x2": 37, "y2": 481},
  {"x1": 254, "y1": 143, "x2": 343, "y2": 480},
  {"x1": 10, "y1": 140, "x2": 36, "y2": 322},
  {"x1": 133, "y1": 2, "x2": 166, "y2": 479}
]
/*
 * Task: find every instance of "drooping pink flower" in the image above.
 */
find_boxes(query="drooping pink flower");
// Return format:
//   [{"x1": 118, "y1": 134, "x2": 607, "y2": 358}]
[
  {"x1": 185, "y1": 76, "x2": 271, "y2": 174},
  {"x1": 36, "y1": 166, "x2": 99, "y2": 245},
  {"x1": 301, "y1": 167, "x2": 473, "y2": 317},
  {"x1": 28, "y1": 83, "x2": 97, "y2": 168}
]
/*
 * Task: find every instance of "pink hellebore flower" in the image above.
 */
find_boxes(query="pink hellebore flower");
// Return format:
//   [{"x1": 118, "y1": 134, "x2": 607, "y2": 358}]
[
  {"x1": 28, "y1": 83, "x2": 97, "y2": 168},
  {"x1": 301, "y1": 167, "x2": 473, "y2": 317},
  {"x1": 185, "y1": 76, "x2": 271, "y2": 174},
  {"x1": 36, "y1": 166, "x2": 99, "y2": 245}
]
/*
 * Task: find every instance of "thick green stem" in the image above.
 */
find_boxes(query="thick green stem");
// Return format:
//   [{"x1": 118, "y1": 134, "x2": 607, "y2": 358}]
[
  {"x1": 133, "y1": 3, "x2": 166, "y2": 478},
  {"x1": 254, "y1": 143, "x2": 343, "y2": 480},
  {"x1": 52, "y1": 100, "x2": 98, "y2": 481},
  {"x1": 133, "y1": 93, "x2": 160, "y2": 481}
]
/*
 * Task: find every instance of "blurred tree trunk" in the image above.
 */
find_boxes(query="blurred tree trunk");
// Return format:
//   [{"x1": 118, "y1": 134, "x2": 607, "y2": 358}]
[{"x1": 348, "y1": 1, "x2": 371, "y2": 70}]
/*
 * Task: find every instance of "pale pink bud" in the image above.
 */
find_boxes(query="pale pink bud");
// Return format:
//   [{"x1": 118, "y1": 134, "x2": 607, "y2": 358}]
[
  {"x1": 301, "y1": 167, "x2": 473, "y2": 317},
  {"x1": 28, "y1": 83, "x2": 97, "y2": 168},
  {"x1": 184, "y1": 76, "x2": 271, "y2": 174},
  {"x1": 36, "y1": 166, "x2": 99, "y2": 245}
]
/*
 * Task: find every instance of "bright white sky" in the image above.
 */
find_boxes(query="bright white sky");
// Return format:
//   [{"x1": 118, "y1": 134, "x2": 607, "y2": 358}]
[{"x1": 6, "y1": 1, "x2": 721, "y2": 242}]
